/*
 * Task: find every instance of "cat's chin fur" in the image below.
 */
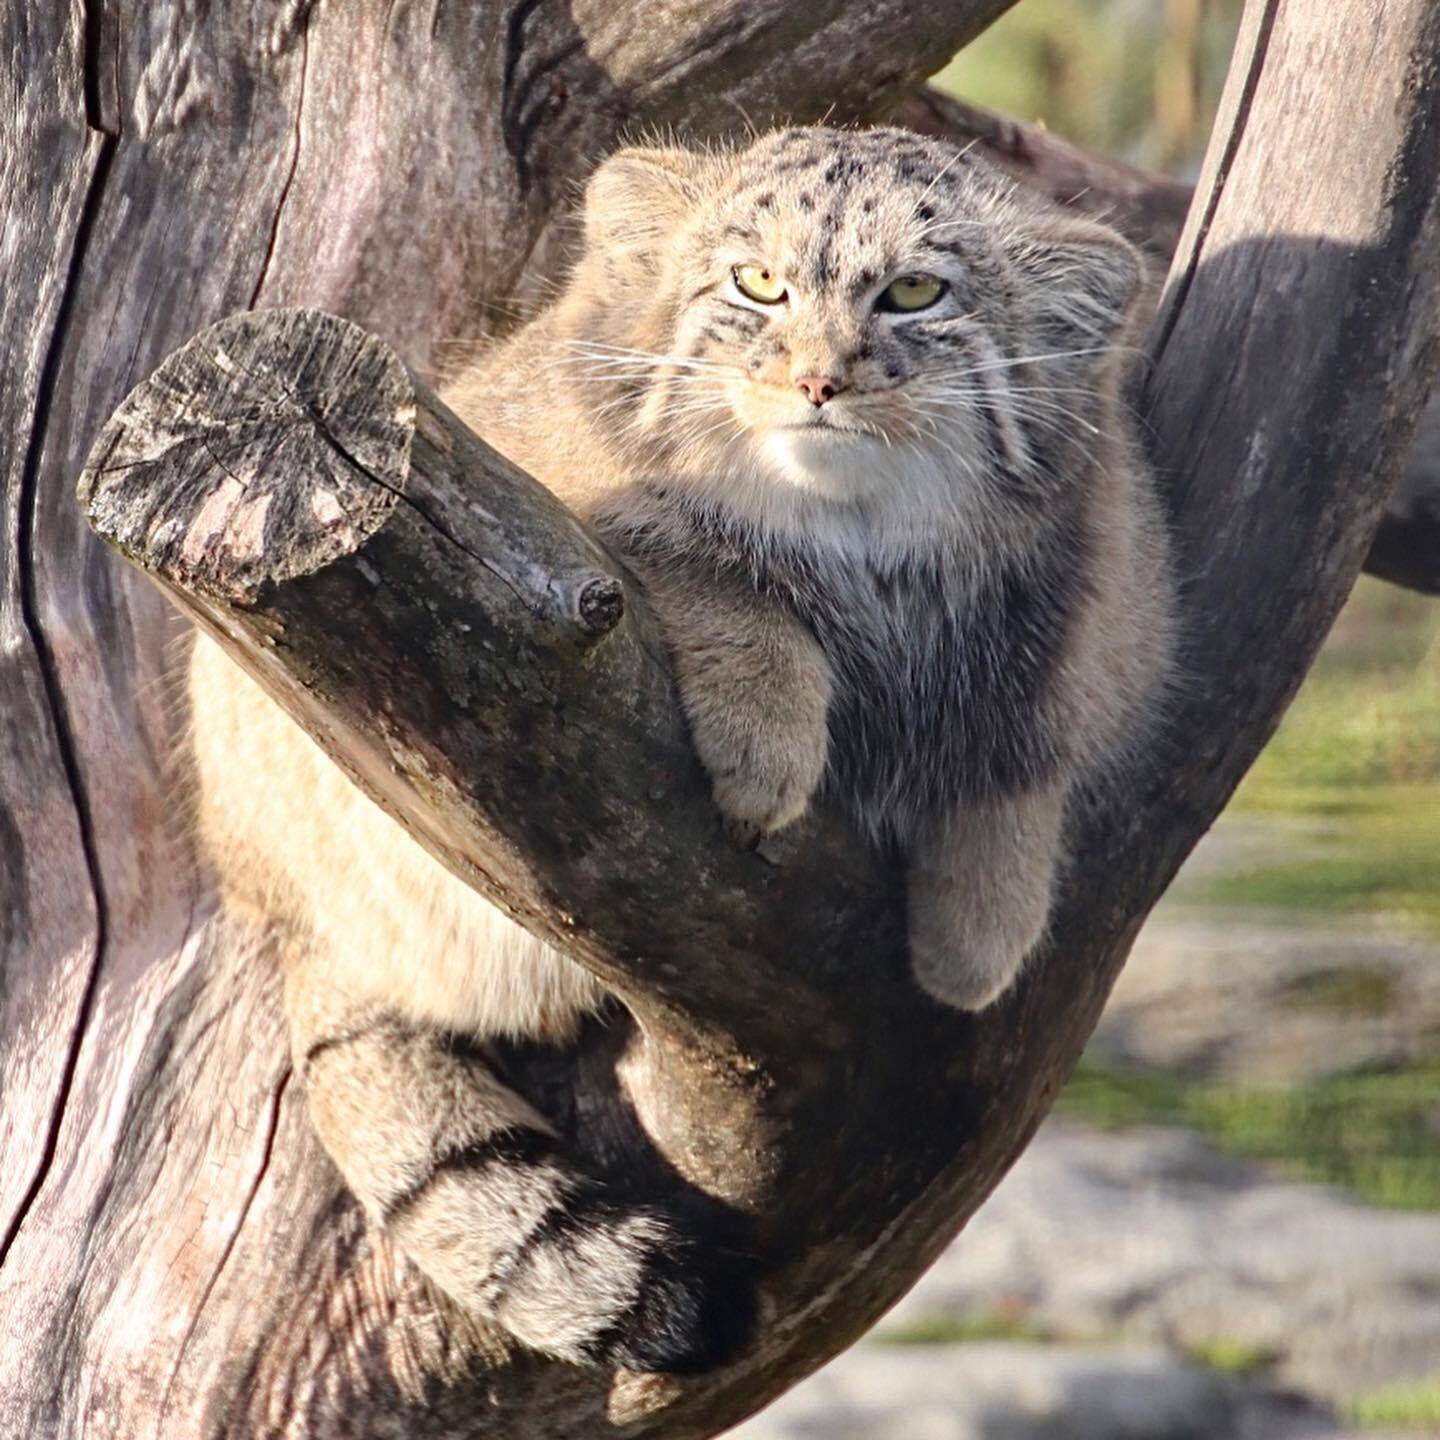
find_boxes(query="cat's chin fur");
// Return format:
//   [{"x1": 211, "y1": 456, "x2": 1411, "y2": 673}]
[
  {"x1": 761, "y1": 424, "x2": 889, "y2": 500},
  {"x1": 665, "y1": 417, "x2": 1016, "y2": 570}
]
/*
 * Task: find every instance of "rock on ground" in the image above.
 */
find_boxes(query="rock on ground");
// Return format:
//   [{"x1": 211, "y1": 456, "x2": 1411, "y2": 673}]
[
  {"x1": 724, "y1": 1342, "x2": 1334, "y2": 1440},
  {"x1": 1098, "y1": 819, "x2": 1440, "y2": 1085},
  {"x1": 728, "y1": 1120, "x2": 1440, "y2": 1438},
  {"x1": 884, "y1": 1121, "x2": 1440, "y2": 1403}
]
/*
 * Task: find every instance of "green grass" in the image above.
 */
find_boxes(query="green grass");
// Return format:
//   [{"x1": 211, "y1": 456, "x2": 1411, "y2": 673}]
[
  {"x1": 1276, "y1": 964, "x2": 1400, "y2": 1017},
  {"x1": 1178, "y1": 786, "x2": 1440, "y2": 936},
  {"x1": 1233, "y1": 580, "x2": 1440, "y2": 803},
  {"x1": 1060, "y1": 1060, "x2": 1440, "y2": 1211},
  {"x1": 1170, "y1": 578, "x2": 1440, "y2": 935},
  {"x1": 1179, "y1": 1336, "x2": 1280, "y2": 1377},
  {"x1": 1344, "y1": 1378, "x2": 1440, "y2": 1429},
  {"x1": 877, "y1": 1309, "x2": 1046, "y2": 1347}
]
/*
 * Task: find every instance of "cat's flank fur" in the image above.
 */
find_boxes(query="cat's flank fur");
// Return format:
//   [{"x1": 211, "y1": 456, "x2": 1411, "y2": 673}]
[{"x1": 188, "y1": 126, "x2": 1174, "y2": 1372}]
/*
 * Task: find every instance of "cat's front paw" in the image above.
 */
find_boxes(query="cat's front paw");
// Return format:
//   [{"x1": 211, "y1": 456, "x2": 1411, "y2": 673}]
[{"x1": 698, "y1": 719, "x2": 828, "y2": 840}]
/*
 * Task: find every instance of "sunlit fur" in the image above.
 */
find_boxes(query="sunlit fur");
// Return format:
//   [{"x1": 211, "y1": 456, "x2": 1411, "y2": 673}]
[
  {"x1": 189, "y1": 126, "x2": 1174, "y2": 1376},
  {"x1": 459, "y1": 125, "x2": 1173, "y2": 857}
]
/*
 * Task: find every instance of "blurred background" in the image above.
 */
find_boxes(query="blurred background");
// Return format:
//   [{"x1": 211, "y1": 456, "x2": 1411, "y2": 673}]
[
  {"x1": 940, "y1": 0, "x2": 1243, "y2": 175},
  {"x1": 732, "y1": 3, "x2": 1440, "y2": 1437}
]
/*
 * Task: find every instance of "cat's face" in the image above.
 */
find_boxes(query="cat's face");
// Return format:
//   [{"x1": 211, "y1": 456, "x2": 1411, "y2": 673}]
[{"x1": 568, "y1": 128, "x2": 1141, "y2": 536}]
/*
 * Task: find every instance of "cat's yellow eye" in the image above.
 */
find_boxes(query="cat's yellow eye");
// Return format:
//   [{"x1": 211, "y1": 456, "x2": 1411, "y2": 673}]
[
  {"x1": 733, "y1": 264, "x2": 788, "y2": 305},
  {"x1": 878, "y1": 274, "x2": 946, "y2": 313}
]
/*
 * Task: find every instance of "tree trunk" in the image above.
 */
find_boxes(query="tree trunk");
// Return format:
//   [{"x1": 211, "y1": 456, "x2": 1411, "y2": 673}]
[{"x1": 4, "y1": 2, "x2": 1439, "y2": 1438}]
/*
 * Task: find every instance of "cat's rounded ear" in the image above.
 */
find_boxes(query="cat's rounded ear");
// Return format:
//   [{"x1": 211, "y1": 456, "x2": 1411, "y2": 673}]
[
  {"x1": 1008, "y1": 216, "x2": 1147, "y2": 348},
  {"x1": 582, "y1": 147, "x2": 720, "y2": 253}
]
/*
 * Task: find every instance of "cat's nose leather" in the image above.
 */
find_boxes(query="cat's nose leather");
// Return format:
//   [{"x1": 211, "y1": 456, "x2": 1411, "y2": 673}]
[{"x1": 796, "y1": 375, "x2": 842, "y2": 406}]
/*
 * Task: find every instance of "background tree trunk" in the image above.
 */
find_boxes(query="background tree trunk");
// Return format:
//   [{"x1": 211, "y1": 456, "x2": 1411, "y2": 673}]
[{"x1": 3, "y1": 2, "x2": 1439, "y2": 1438}]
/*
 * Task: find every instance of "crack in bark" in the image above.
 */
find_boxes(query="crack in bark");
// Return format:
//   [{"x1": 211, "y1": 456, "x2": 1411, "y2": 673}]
[
  {"x1": 249, "y1": 6, "x2": 311, "y2": 310},
  {"x1": 80, "y1": 0, "x2": 118, "y2": 137},
  {"x1": 289, "y1": 384, "x2": 546, "y2": 616},
  {"x1": 157, "y1": 1067, "x2": 294, "y2": 1438},
  {"x1": 0, "y1": 127, "x2": 117, "y2": 1273},
  {"x1": 500, "y1": 0, "x2": 551, "y2": 190},
  {"x1": 1150, "y1": 0, "x2": 1282, "y2": 362}
]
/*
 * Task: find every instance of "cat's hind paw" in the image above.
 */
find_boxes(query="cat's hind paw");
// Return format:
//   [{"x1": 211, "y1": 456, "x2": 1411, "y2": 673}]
[
  {"x1": 907, "y1": 788, "x2": 1065, "y2": 1012},
  {"x1": 482, "y1": 1193, "x2": 755, "y2": 1375},
  {"x1": 908, "y1": 927, "x2": 1035, "y2": 1012},
  {"x1": 601, "y1": 1239, "x2": 756, "y2": 1374}
]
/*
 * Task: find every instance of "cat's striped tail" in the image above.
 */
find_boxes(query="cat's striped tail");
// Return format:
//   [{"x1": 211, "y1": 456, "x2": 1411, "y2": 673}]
[{"x1": 298, "y1": 1010, "x2": 754, "y2": 1372}]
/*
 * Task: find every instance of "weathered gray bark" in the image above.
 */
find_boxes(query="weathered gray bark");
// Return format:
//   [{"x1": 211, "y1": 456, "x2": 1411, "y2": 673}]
[{"x1": 5, "y1": 1, "x2": 1440, "y2": 1438}]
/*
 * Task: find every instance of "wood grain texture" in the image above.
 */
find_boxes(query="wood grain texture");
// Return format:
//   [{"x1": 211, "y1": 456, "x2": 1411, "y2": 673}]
[{"x1": 0, "y1": 0, "x2": 112, "y2": 1278}]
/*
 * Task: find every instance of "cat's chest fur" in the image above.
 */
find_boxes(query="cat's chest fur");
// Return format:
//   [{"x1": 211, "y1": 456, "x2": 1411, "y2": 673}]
[{"x1": 619, "y1": 494, "x2": 1086, "y2": 840}]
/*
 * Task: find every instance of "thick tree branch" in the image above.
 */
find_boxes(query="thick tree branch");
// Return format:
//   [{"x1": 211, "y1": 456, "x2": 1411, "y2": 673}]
[
  {"x1": 79, "y1": 311, "x2": 882, "y2": 1043},
  {"x1": 894, "y1": 84, "x2": 1440, "y2": 597},
  {"x1": 1140, "y1": 0, "x2": 1440, "y2": 775}
]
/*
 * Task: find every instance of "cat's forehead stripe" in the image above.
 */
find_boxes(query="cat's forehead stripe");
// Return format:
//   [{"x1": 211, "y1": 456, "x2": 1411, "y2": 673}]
[{"x1": 716, "y1": 130, "x2": 992, "y2": 278}]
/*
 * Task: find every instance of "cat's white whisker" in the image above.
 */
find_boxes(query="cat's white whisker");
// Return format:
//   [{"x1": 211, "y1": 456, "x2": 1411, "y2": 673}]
[
  {"x1": 911, "y1": 143, "x2": 977, "y2": 210},
  {"x1": 562, "y1": 340, "x2": 743, "y2": 376}
]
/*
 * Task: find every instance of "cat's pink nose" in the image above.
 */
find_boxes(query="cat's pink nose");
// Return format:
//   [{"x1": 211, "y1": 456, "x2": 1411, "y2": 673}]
[{"x1": 796, "y1": 375, "x2": 842, "y2": 407}]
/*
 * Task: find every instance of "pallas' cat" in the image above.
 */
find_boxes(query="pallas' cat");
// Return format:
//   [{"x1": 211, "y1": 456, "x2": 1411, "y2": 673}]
[{"x1": 188, "y1": 126, "x2": 1174, "y2": 1373}]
